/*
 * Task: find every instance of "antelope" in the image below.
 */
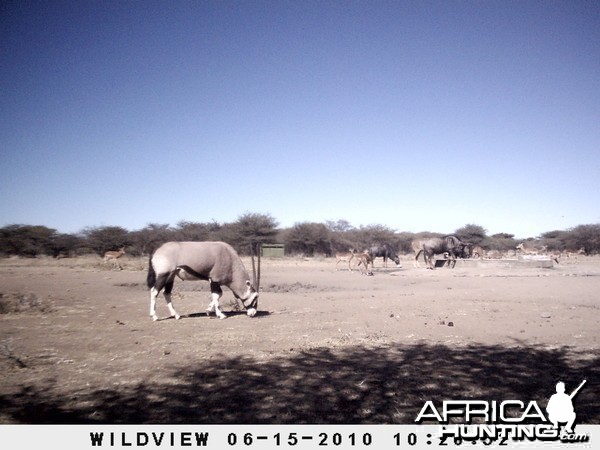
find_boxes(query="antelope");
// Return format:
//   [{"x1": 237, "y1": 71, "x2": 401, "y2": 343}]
[
  {"x1": 334, "y1": 250, "x2": 374, "y2": 274},
  {"x1": 516, "y1": 242, "x2": 559, "y2": 264},
  {"x1": 353, "y1": 252, "x2": 374, "y2": 276},
  {"x1": 103, "y1": 247, "x2": 125, "y2": 262},
  {"x1": 472, "y1": 245, "x2": 486, "y2": 259},
  {"x1": 411, "y1": 239, "x2": 426, "y2": 267},
  {"x1": 335, "y1": 249, "x2": 356, "y2": 271},
  {"x1": 103, "y1": 247, "x2": 125, "y2": 269},
  {"x1": 146, "y1": 241, "x2": 260, "y2": 321},
  {"x1": 515, "y1": 242, "x2": 544, "y2": 255},
  {"x1": 485, "y1": 249, "x2": 503, "y2": 259},
  {"x1": 562, "y1": 247, "x2": 586, "y2": 260}
]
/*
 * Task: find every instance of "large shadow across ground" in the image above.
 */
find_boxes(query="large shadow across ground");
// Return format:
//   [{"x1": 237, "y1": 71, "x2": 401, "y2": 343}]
[{"x1": 1, "y1": 343, "x2": 598, "y2": 424}]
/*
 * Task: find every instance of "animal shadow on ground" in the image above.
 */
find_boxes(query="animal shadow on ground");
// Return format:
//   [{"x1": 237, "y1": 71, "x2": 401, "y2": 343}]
[
  {"x1": 155, "y1": 311, "x2": 271, "y2": 320},
  {"x1": 185, "y1": 310, "x2": 271, "y2": 319},
  {"x1": 1, "y1": 343, "x2": 598, "y2": 424}
]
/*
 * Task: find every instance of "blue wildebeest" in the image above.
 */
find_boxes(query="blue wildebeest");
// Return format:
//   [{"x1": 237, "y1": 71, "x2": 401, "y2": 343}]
[
  {"x1": 367, "y1": 244, "x2": 401, "y2": 268},
  {"x1": 146, "y1": 241, "x2": 260, "y2": 320},
  {"x1": 460, "y1": 242, "x2": 473, "y2": 259},
  {"x1": 416, "y1": 236, "x2": 466, "y2": 269}
]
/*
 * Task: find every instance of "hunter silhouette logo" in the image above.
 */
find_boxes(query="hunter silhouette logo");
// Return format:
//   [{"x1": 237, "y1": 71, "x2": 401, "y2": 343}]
[
  {"x1": 546, "y1": 379, "x2": 586, "y2": 434},
  {"x1": 415, "y1": 379, "x2": 590, "y2": 444}
]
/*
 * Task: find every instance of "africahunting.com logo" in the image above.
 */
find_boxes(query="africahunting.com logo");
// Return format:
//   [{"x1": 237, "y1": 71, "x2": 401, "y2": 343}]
[{"x1": 415, "y1": 380, "x2": 590, "y2": 445}]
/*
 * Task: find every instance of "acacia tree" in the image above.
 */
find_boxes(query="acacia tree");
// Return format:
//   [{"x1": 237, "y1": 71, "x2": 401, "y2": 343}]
[
  {"x1": 352, "y1": 224, "x2": 398, "y2": 251},
  {"x1": 396, "y1": 232, "x2": 421, "y2": 254},
  {"x1": 284, "y1": 222, "x2": 331, "y2": 256},
  {"x1": 128, "y1": 223, "x2": 174, "y2": 256},
  {"x1": 175, "y1": 220, "x2": 221, "y2": 242},
  {"x1": 454, "y1": 224, "x2": 487, "y2": 245},
  {"x1": 325, "y1": 219, "x2": 354, "y2": 233},
  {"x1": 568, "y1": 224, "x2": 600, "y2": 254},
  {"x1": 485, "y1": 233, "x2": 518, "y2": 251},
  {"x1": 50, "y1": 233, "x2": 84, "y2": 257},
  {"x1": 0, "y1": 224, "x2": 58, "y2": 257},
  {"x1": 539, "y1": 230, "x2": 568, "y2": 252},
  {"x1": 325, "y1": 220, "x2": 358, "y2": 253},
  {"x1": 82, "y1": 226, "x2": 130, "y2": 256},
  {"x1": 224, "y1": 213, "x2": 279, "y2": 255}
]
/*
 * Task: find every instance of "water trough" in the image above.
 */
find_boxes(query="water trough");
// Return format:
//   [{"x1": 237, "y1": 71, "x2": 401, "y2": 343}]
[{"x1": 437, "y1": 256, "x2": 555, "y2": 269}]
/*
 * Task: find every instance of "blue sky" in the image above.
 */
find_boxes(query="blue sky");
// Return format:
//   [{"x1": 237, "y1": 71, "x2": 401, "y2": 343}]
[{"x1": 1, "y1": 0, "x2": 599, "y2": 238}]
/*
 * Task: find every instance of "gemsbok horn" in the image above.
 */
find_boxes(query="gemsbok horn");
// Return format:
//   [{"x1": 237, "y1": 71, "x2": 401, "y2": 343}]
[{"x1": 146, "y1": 241, "x2": 260, "y2": 320}]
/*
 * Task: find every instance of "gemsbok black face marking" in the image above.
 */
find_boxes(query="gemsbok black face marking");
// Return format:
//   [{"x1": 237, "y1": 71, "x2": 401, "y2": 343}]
[{"x1": 146, "y1": 241, "x2": 260, "y2": 321}]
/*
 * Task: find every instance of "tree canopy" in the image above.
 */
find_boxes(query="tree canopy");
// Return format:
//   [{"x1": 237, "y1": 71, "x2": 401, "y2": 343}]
[{"x1": 1, "y1": 219, "x2": 598, "y2": 257}]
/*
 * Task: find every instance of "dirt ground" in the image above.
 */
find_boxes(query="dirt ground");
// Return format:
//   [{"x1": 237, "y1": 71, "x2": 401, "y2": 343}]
[{"x1": 0, "y1": 254, "x2": 598, "y2": 424}]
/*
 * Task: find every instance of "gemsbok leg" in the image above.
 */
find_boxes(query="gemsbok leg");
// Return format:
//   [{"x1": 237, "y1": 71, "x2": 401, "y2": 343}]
[
  {"x1": 206, "y1": 282, "x2": 227, "y2": 319},
  {"x1": 149, "y1": 273, "x2": 181, "y2": 321}
]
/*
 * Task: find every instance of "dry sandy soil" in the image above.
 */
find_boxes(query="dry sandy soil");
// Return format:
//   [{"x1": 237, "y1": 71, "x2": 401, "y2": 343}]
[{"x1": 0, "y1": 254, "x2": 598, "y2": 424}]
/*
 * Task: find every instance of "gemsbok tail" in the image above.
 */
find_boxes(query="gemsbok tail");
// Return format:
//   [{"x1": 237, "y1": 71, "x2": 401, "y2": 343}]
[{"x1": 146, "y1": 255, "x2": 156, "y2": 289}]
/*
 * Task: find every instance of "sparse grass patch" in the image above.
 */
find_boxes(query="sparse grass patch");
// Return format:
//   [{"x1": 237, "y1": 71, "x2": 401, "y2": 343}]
[
  {"x1": 0, "y1": 292, "x2": 53, "y2": 314},
  {"x1": 0, "y1": 255, "x2": 149, "y2": 272},
  {"x1": 0, "y1": 339, "x2": 27, "y2": 369},
  {"x1": 266, "y1": 282, "x2": 332, "y2": 293},
  {"x1": 114, "y1": 282, "x2": 144, "y2": 288}
]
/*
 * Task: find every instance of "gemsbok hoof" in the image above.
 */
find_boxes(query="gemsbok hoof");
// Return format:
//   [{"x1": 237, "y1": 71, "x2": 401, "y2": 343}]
[{"x1": 152, "y1": 315, "x2": 158, "y2": 321}]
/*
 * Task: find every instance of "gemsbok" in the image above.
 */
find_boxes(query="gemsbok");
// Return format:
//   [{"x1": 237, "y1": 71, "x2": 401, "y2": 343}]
[
  {"x1": 146, "y1": 241, "x2": 260, "y2": 321},
  {"x1": 103, "y1": 247, "x2": 125, "y2": 269}
]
